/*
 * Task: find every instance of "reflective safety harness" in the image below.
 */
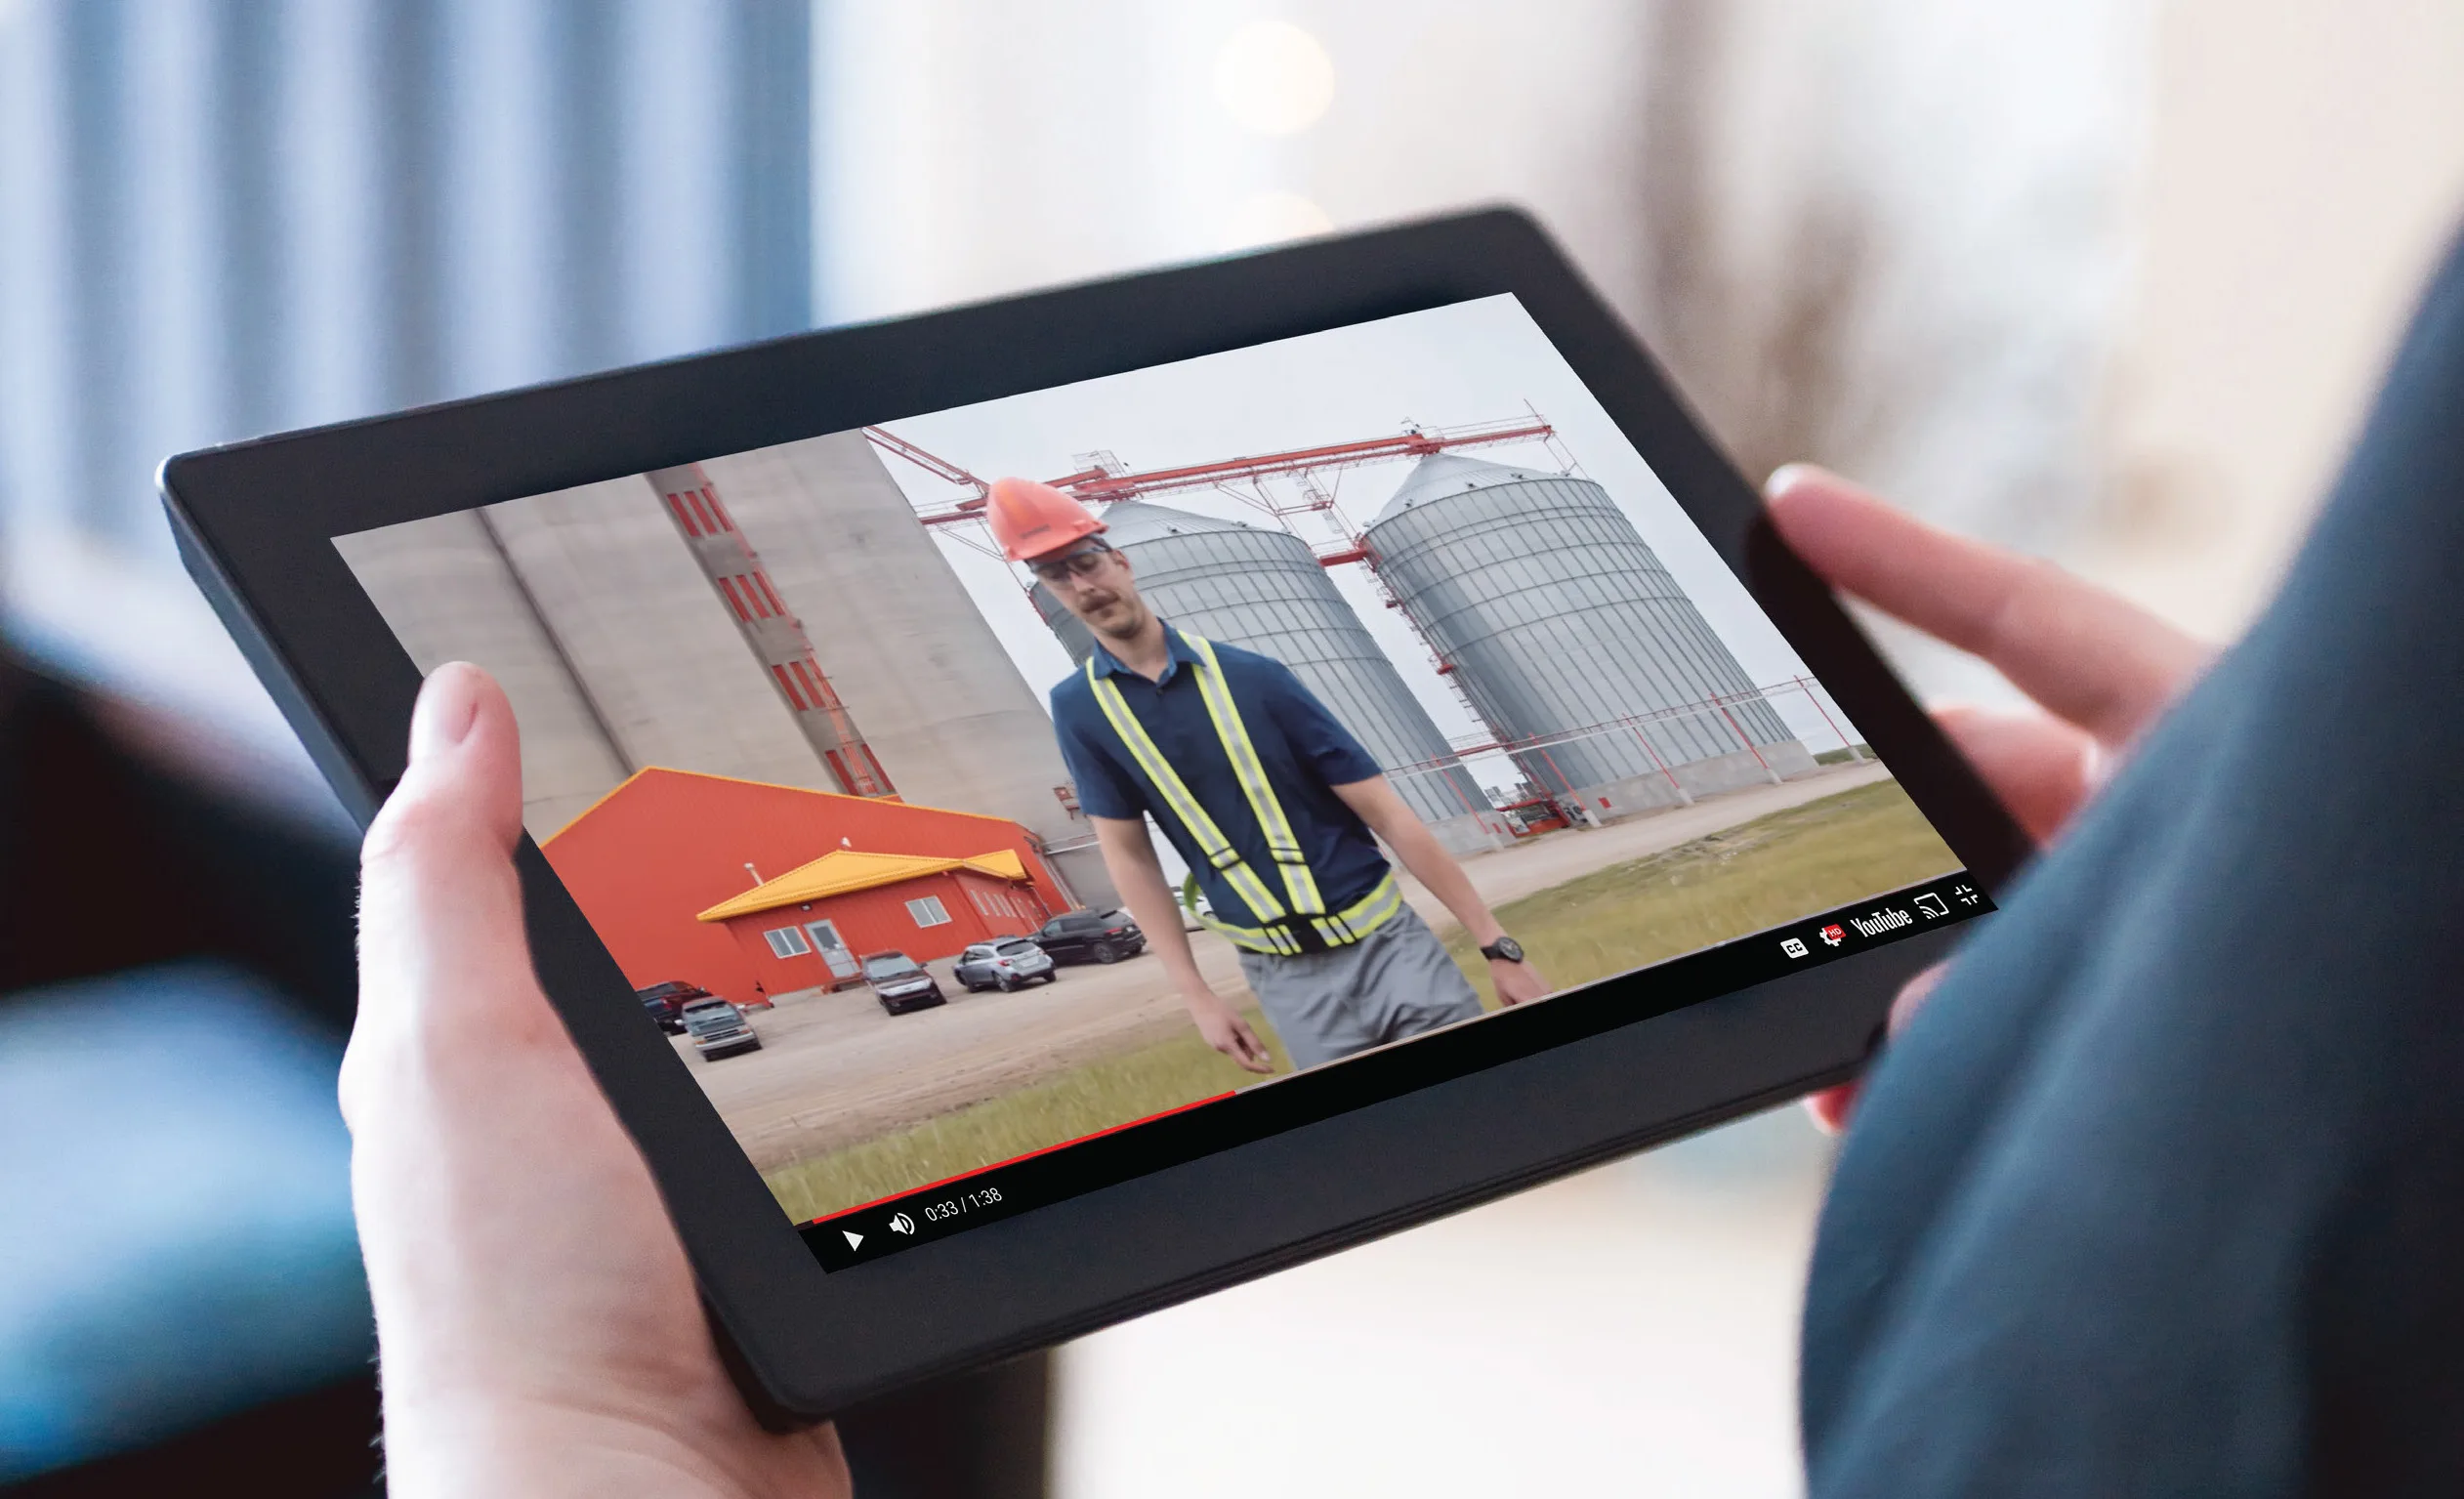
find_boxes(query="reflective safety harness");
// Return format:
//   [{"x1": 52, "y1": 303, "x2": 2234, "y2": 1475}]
[{"x1": 1086, "y1": 634, "x2": 1403, "y2": 956}]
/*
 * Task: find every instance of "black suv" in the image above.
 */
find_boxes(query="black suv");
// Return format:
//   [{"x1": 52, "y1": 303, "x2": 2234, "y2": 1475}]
[
  {"x1": 1031, "y1": 910, "x2": 1146, "y2": 966},
  {"x1": 637, "y1": 980, "x2": 712, "y2": 1033}
]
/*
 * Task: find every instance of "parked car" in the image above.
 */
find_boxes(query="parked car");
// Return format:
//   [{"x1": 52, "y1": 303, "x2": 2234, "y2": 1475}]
[
  {"x1": 679, "y1": 997, "x2": 760, "y2": 1060},
  {"x1": 636, "y1": 979, "x2": 713, "y2": 1034},
  {"x1": 860, "y1": 950, "x2": 947, "y2": 1016},
  {"x1": 1032, "y1": 909, "x2": 1146, "y2": 965},
  {"x1": 954, "y1": 937, "x2": 1057, "y2": 993}
]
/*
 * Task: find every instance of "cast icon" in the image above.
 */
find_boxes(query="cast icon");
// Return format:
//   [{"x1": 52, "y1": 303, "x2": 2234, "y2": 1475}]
[{"x1": 1914, "y1": 892, "x2": 1950, "y2": 919}]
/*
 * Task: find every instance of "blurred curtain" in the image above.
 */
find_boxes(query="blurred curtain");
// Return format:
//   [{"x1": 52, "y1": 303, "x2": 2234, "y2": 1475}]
[
  {"x1": 0, "y1": 1, "x2": 816, "y2": 1483},
  {"x1": 0, "y1": 0, "x2": 814, "y2": 708}
]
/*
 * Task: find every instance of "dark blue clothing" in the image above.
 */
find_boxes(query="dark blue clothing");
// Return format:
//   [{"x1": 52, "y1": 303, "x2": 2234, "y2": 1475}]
[
  {"x1": 1050, "y1": 626, "x2": 1388, "y2": 925},
  {"x1": 1803, "y1": 232, "x2": 2464, "y2": 1494}
]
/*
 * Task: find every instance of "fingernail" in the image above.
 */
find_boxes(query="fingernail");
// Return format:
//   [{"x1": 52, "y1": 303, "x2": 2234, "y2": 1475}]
[
  {"x1": 1764, "y1": 463, "x2": 1817, "y2": 500},
  {"x1": 409, "y1": 664, "x2": 480, "y2": 765}
]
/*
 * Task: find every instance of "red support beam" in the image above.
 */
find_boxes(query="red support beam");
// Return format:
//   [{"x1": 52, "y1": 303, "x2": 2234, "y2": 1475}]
[
  {"x1": 1062, "y1": 419, "x2": 1557, "y2": 503},
  {"x1": 870, "y1": 415, "x2": 1562, "y2": 535}
]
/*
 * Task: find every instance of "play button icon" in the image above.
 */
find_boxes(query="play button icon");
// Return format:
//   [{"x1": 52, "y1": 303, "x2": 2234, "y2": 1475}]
[{"x1": 842, "y1": 1229, "x2": 863, "y2": 1250}]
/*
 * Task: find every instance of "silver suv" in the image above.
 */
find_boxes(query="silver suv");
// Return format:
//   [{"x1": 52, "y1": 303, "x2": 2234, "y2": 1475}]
[
  {"x1": 954, "y1": 937, "x2": 1057, "y2": 993},
  {"x1": 680, "y1": 998, "x2": 760, "y2": 1061}
]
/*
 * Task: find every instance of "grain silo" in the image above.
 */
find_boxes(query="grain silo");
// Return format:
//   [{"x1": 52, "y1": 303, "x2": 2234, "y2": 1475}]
[
  {"x1": 1362, "y1": 454, "x2": 1817, "y2": 817},
  {"x1": 1029, "y1": 500, "x2": 1506, "y2": 854}
]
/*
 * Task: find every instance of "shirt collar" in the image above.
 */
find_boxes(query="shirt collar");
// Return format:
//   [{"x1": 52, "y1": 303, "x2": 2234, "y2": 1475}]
[{"x1": 1089, "y1": 622, "x2": 1201, "y2": 685}]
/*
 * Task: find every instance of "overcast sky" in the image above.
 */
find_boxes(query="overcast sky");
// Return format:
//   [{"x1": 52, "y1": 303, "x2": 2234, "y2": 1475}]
[{"x1": 863, "y1": 294, "x2": 1850, "y2": 782}]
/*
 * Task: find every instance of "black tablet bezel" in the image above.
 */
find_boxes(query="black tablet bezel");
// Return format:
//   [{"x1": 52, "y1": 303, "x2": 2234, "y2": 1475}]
[{"x1": 161, "y1": 207, "x2": 2029, "y2": 1421}]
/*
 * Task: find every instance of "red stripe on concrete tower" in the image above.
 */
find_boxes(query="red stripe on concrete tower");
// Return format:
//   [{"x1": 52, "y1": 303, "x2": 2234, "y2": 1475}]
[{"x1": 649, "y1": 463, "x2": 896, "y2": 797}]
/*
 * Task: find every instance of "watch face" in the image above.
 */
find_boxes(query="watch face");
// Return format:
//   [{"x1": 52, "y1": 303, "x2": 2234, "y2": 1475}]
[{"x1": 1487, "y1": 937, "x2": 1524, "y2": 964}]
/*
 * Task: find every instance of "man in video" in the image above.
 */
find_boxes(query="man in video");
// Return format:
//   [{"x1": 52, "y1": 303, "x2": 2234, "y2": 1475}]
[{"x1": 986, "y1": 478, "x2": 1550, "y2": 1074}]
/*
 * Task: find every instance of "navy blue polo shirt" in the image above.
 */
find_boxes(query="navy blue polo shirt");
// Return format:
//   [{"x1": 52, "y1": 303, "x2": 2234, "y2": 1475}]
[{"x1": 1050, "y1": 626, "x2": 1390, "y2": 927}]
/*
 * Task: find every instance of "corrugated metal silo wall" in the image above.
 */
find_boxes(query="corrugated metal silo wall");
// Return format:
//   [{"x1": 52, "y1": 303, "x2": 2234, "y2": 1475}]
[
  {"x1": 1364, "y1": 475, "x2": 1793, "y2": 793},
  {"x1": 1032, "y1": 528, "x2": 1492, "y2": 827}
]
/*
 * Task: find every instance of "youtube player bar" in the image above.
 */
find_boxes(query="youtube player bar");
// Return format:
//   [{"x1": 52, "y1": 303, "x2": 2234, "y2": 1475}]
[{"x1": 804, "y1": 873, "x2": 1993, "y2": 1272}]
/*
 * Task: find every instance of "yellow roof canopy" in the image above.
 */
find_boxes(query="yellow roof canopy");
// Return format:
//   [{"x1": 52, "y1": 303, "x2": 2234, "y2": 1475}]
[{"x1": 696, "y1": 848, "x2": 1033, "y2": 923}]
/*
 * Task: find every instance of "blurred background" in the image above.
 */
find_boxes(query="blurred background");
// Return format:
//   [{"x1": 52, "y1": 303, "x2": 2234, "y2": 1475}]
[{"x1": 4, "y1": 1, "x2": 2462, "y2": 1493}]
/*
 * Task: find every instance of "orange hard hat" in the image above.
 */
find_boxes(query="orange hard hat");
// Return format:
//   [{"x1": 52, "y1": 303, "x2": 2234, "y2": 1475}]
[{"x1": 984, "y1": 477, "x2": 1107, "y2": 563}]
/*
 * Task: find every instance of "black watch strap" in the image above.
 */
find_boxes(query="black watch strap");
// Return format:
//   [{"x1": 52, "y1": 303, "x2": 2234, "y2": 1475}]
[{"x1": 1480, "y1": 935, "x2": 1524, "y2": 964}]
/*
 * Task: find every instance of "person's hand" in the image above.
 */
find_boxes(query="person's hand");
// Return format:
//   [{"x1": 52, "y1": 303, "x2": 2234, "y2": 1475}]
[
  {"x1": 345, "y1": 663, "x2": 851, "y2": 1498},
  {"x1": 1763, "y1": 467, "x2": 2211, "y2": 1134},
  {"x1": 1186, "y1": 986, "x2": 1275, "y2": 1073},
  {"x1": 1487, "y1": 955, "x2": 1551, "y2": 1007}
]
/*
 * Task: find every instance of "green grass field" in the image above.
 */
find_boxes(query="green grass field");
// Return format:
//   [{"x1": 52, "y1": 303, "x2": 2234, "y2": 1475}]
[
  {"x1": 762, "y1": 778, "x2": 1959, "y2": 1221},
  {"x1": 1441, "y1": 778, "x2": 1959, "y2": 1003},
  {"x1": 765, "y1": 1019, "x2": 1291, "y2": 1223}
]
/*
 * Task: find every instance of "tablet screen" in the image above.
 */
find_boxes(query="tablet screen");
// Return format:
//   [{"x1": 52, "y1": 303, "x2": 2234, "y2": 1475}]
[{"x1": 333, "y1": 294, "x2": 1987, "y2": 1269}]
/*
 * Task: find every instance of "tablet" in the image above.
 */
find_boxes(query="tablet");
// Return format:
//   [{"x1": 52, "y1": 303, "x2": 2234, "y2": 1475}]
[{"x1": 162, "y1": 208, "x2": 2028, "y2": 1422}]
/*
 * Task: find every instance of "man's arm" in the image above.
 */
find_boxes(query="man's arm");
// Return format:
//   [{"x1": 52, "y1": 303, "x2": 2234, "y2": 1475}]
[
  {"x1": 1087, "y1": 814, "x2": 1274, "y2": 1072},
  {"x1": 1330, "y1": 775, "x2": 1549, "y2": 1006}
]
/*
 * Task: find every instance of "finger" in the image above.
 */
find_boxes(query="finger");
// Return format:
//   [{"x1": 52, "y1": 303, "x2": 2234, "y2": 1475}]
[
  {"x1": 1932, "y1": 703, "x2": 2098, "y2": 844},
  {"x1": 1233, "y1": 1020, "x2": 1275, "y2": 1073},
  {"x1": 1887, "y1": 960, "x2": 1952, "y2": 1035},
  {"x1": 1805, "y1": 1082, "x2": 1858, "y2": 1136},
  {"x1": 1802, "y1": 960, "x2": 1952, "y2": 1136},
  {"x1": 345, "y1": 663, "x2": 552, "y2": 1125},
  {"x1": 1765, "y1": 466, "x2": 2207, "y2": 746}
]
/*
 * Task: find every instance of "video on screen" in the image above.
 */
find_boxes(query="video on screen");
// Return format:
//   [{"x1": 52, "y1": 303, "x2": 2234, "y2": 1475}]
[{"x1": 335, "y1": 295, "x2": 1962, "y2": 1226}]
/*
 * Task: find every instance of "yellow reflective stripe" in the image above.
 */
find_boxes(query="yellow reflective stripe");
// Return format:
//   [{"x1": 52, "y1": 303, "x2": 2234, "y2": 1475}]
[
  {"x1": 1312, "y1": 872, "x2": 1402, "y2": 946},
  {"x1": 1089, "y1": 641, "x2": 1398, "y2": 949},
  {"x1": 1087, "y1": 663, "x2": 1234, "y2": 861},
  {"x1": 1186, "y1": 636, "x2": 1325, "y2": 917},
  {"x1": 1200, "y1": 873, "x2": 1402, "y2": 955},
  {"x1": 1196, "y1": 912, "x2": 1294, "y2": 955},
  {"x1": 1087, "y1": 659, "x2": 1290, "y2": 926}
]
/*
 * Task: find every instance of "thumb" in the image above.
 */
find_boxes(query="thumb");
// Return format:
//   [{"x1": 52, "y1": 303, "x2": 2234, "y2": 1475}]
[{"x1": 344, "y1": 663, "x2": 549, "y2": 1128}]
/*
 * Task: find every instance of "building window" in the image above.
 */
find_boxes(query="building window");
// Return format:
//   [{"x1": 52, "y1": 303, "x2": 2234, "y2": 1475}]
[
  {"x1": 764, "y1": 927, "x2": 812, "y2": 958},
  {"x1": 906, "y1": 895, "x2": 951, "y2": 928}
]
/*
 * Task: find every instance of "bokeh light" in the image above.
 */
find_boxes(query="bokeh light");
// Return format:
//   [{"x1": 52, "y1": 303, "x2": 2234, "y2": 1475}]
[{"x1": 1212, "y1": 20, "x2": 1336, "y2": 137}]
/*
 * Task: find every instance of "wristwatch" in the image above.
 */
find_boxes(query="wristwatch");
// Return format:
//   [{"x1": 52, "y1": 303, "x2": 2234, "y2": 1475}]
[{"x1": 1479, "y1": 935, "x2": 1525, "y2": 964}]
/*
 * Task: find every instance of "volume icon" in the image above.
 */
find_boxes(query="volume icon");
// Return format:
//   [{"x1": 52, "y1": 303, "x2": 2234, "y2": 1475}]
[{"x1": 889, "y1": 1212, "x2": 916, "y2": 1235}]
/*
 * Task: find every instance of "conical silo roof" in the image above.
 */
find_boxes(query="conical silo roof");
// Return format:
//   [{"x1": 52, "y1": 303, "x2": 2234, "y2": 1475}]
[
  {"x1": 1368, "y1": 453, "x2": 1551, "y2": 527},
  {"x1": 1094, "y1": 498, "x2": 1257, "y2": 545}
]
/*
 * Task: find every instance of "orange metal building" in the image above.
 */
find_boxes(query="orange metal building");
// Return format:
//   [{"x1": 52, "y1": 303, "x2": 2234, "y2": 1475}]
[
  {"x1": 697, "y1": 849, "x2": 1050, "y2": 993},
  {"x1": 540, "y1": 768, "x2": 1076, "y2": 1004}
]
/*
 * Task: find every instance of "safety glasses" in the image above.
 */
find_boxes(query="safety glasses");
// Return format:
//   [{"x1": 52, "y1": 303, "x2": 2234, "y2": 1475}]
[{"x1": 1027, "y1": 543, "x2": 1117, "y2": 585}]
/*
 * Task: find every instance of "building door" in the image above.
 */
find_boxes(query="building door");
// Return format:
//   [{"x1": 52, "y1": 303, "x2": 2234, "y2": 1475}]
[{"x1": 806, "y1": 920, "x2": 859, "y2": 980}]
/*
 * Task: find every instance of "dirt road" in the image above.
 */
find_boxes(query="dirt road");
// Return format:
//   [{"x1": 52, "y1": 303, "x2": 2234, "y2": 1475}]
[{"x1": 681, "y1": 761, "x2": 1897, "y2": 1173}]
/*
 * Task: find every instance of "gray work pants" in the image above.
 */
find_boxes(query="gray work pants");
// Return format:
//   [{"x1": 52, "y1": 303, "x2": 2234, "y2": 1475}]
[{"x1": 1236, "y1": 903, "x2": 1485, "y2": 1071}]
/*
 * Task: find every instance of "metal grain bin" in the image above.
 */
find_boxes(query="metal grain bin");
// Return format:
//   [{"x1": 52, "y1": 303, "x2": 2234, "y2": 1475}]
[
  {"x1": 1031, "y1": 500, "x2": 1504, "y2": 852},
  {"x1": 1362, "y1": 454, "x2": 1815, "y2": 816}
]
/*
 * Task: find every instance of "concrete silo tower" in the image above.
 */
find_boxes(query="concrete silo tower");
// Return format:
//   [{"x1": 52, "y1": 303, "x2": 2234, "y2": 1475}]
[
  {"x1": 1030, "y1": 500, "x2": 1505, "y2": 854},
  {"x1": 1362, "y1": 454, "x2": 1816, "y2": 815}
]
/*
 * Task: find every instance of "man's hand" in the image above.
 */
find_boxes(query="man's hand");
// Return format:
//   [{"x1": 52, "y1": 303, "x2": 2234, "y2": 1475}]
[
  {"x1": 1186, "y1": 985, "x2": 1275, "y2": 1073},
  {"x1": 1486, "y1": 956, "x2": 1551, "y2": 1007},
  {"x1": 346, "y1": 663, "x2": 851, "y2": 1498},
  {"x1": 1330, "y1": 774, "x2": 1551, "y2": 1004},
  {"x1": 1763, "y1": 467, "x2": 2210, "y2": 1134}
]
